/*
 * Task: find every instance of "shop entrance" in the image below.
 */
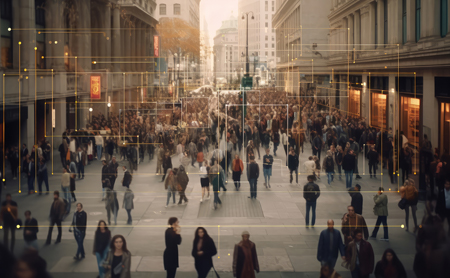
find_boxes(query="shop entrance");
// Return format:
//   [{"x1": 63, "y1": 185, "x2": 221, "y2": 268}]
[
  {"x1": 440, "y1": 102, "x2": 450, "y2": 155},
  {"x1": 371, "y1": 92, "x2": 387, "y2": 129},
  {"x1": 400, "y1": 96, "x2": 421, "y2": 173},
  {"x1": 348, "y1": 88, "x2": 361, "y2": 117}
]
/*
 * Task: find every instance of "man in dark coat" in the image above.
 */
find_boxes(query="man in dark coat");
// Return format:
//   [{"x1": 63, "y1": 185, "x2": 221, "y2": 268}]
[
  {"x1": 101, "y1": 160, "x2": 109, "y2": 200},
  {"x1": 45, "y1": 191, "x2": 66, "y2": 245},
  {"x1": 232, "y1": 231, "x2": 259, "y2": 278},
  {"x1": 349, "y1": 184, "x2": 363, "y2": 215},
  {"x1": 108, "y1": 156, "x2": 119, "y2": 190},
  {"x1": 177, "y1": 165, "x2": 189, "y2": 204},
  {"x1": 162, "y1": 151, "x2": 173, "y2": 182},
  {"x1": 127, "y1": 145, "x2": 138, "y2": 174},
  {"x1": 345, "y1": 229, "x2": 374, "y2": 278},
  {"x1": 317, "y1": 219, "x2": 345, "y2": 268},
  {"x1": 343, "y1": 149, "x2": 356, "y2": 189},
  {"x1": 122, "y1": 166, "x2": 132, "y2": 189}
]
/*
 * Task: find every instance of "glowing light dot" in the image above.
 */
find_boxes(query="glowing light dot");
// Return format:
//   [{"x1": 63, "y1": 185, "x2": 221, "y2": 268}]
[
  {"x1": 54, "y1": 41, "x2": 58, "y2": 44},
  {"x1": 228, "y1": 253, "x2": 230, "y2": 256},
  {"x1": 401, "y1": 224, "x2": 404, "y2": 229},
  {"x1": 8, "y1": 28, "x2": 11, "y2": 31},
  {"x1": 34, "y1": 47, "x2": 37, "y2": 50},
  {"x1": 18, "y1": 41, "x2": 21, "y2": 45},
  {"x1": 16, "y1": 225, "x2": 20, "y2": 229}
]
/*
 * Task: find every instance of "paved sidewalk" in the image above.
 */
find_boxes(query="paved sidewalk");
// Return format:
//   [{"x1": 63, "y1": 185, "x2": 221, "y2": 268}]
[{"x1": 1, "y1": 143, "x2": 422, "y2": 277}]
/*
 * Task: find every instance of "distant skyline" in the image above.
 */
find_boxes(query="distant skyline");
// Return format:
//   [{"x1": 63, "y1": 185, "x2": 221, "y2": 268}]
[{"x1": 200, "y1": 0, "x2": 239, "y2": 48}]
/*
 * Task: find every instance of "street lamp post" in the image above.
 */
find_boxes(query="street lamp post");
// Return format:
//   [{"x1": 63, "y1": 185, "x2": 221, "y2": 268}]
[{"x1": 242, "y1": 12, "x2": 254, "y2": 77}]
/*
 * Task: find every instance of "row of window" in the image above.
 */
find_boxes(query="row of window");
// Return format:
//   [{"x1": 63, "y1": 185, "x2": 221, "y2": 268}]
[
  {"x1": 159, "y1": 4, "x2": 181, "y2": 16},
  {"x1": 265, "y1": 1, "x2": 275, "y2": 12}
]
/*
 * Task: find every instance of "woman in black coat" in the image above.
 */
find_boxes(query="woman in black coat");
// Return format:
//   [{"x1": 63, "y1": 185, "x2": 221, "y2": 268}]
[
  {"x1": 164, "y1": 217, "x2": 181, "y2": 278},
  {"x1": 192, "y1": 227, "x2": 217, "y2": 278},
  {"x1": 374, "y1": 248, "x2": 407, "y2": 278}
]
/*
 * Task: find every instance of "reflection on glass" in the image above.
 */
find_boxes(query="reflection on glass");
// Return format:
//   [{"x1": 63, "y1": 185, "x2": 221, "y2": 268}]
[
  {"x1": 371, "y1": 93, "x2": 387, "y2": 129},
  {"x1": 440, "y1": 103, "x2": 450, "y2": 156},
  {"x1": 348, "y1": 89, "x2": 361, "y2": 117}
]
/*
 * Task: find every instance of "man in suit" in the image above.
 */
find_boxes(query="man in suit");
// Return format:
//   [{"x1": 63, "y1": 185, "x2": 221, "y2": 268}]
[{"x1": 317, "y1": 219, "x2": 345, "y2": 268}]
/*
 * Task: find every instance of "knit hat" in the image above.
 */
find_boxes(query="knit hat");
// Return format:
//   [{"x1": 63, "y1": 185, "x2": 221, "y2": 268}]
[{"x1": 241, "y1": 230, "x2": 250, "y2": 236}]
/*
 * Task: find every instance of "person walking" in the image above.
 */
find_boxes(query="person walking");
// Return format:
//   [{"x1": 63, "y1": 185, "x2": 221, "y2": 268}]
[
  {"x1": 71, "y1": 203, "x2": 87, "y2": 260},
  {"x1": 367, "y1": 145, "x2": 378, "y2": 178},
  {"x1": 344, "y1": 229, "x2": 374, "y2": 278},
  {"x1": 37, "y1": 158, "x2": 49, "y2": 195},
  {"x1": 349, "y1": 138, "x2": 362, "y2": 180},
  {"x1": 400, "y1": 178, "x2": 419, "y2": 232},
  {"x1": 232, "y1": 231, "x2": 259, "y2": 278},
  {"x1": 101, "y1": 160, "x2": 109, "y2": 200},
  {"x1": 320, "y1": 264, "x2": 342, "y2": 278},
  {"x1": 23, "y1": 210, "x2": 39, "y2": 250},
  {"x1": 177, "y1": 165, "x2": 189, "y2": 204},
  {"x1": 123, "y1": 188, "x2": 134, "y2": 225},
  {"x1": 247, "y1": 156, "x2": 260, "y2": 199},
  {"x1": 209, "y1": 160, "x2": 224, "y2": 210},
  {"x1": 164, "y1": 217, "x2": 182, "y2": 278},
  {"x1": 0, "y1": 193, "x2": 18, "y2": 252},
  {"x1": 303, "y1": 175, "x2": 320, "y2": 227},
  {"x1": 232, "y1": 154, "x2": 244, "y2": 190},
  {"x1": 165, "y1": 169, "x2": 177, "y2": 208},
  {"x1": 348, "y1": 184, "x2": 363, "y2": 215},
  {"x1": 95, "y1": 133, "x2": 104, "y2": 160},
  {"x1": 105, "y1": 188, "x2": 119, "y2": 225},
  {"x1": 343, "y1": 149, "x2": 356, "y2": 189},
  {"x1": 312, "y1": 132, "x2": 323, "y2": 161},
  {"x1": 199, "y1": 160, "x2": 210, "y2": 202},
  {"x1": 288, "y1": 146, "x2": 299, "y2": 184},
  {"x1": 317, "y1": 219, "x2": 345, "y2": 268},
  {"x1": 27, "y1": 157, "x2": 35, "y2": 194},
  {"x1": 127, "y1": 145, "x2": 138, "y2": 174},
  {"x1": 336, "y1": 146, "x2": 343, "y2": 180},
  {"x1": 341, "y1": 206, "x2": 369, "y2": 246},
  {"x1": 93, "y1": 220, "x2": 111, "y2": 278},
  {"x1": 76, "y1": 147, "x2": 86, "y2": 179},
  {"x1": 262, "y1": 148, "x2": 273, "y2": 188},
  {"x1": 304, "y1": 156, "x2": 316, "y2": 176},
  {"x1": 192, "y1": 227, "x2": 217, "y2": 278},
  {"x1": 370, "y1": 187, "x2": 389, "y2": 241},
  {"x1": 323, "y1": 150, "x2": 335, "y2": 185},
  {"x1": 61, "y1": 167, "x2": 71, "y2": 216},
  {"x1": 156, "y1": 145, "x2": 165, "y2": 174},
  {"x1": 70, "y1": 172, "x2": 77, "y2": 202},
  {"x1": 45, "y1": 190, "x2": 65, "y2": 245},
  {"x1": 374, "y1": 248, "x2": 407, "y2": 278},
  {"x1": 103, "y1": 235, "x2": 131, "y2": 278},
  {"x1": 108, "y1": 157, "x2": 119, "y2": 189},
  {"x1": 122, "y1": 166, "x2": 132, "y2": 189},
  {"x1": 162, "y1": 151, "x2": 172, "y2": 182}
]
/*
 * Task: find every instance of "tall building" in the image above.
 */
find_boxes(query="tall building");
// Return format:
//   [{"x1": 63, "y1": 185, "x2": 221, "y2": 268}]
[
  {"x1": 200, "y1": 17, "x2": 212, "y2": 85},
  {"x1": 328, "y1": 0, "x2": 450, "y2": 155},
  {"x1": 213, "y1": 14, "x2": 240, "y2": 85},
  {"x1": 238, "y1": 0, "x2": 277, "y2": 86},
  {"x1": 272, "y1": 0, "x2": 330, "y2": 93},
  {"x1": 0, "y1": 0, "x2": 158, "y2": 149}
]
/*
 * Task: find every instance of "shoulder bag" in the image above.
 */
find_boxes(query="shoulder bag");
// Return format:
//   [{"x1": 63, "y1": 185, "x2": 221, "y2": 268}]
[{"x1": 398, "y1": 198, "x2": 407, "y2": 210}]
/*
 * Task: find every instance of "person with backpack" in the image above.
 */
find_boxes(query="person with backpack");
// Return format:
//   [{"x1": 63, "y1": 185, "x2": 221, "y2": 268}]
[
  {"x1": 288, "y1": 146, "x2": 299, "y2": 184},
  {"x1": 323, "y1": 150, "x2": 335, "y2": 185},
  {"x1": 303, "y1": 175, "x2": 320, "y2": 227},
  {"x1": 400, "y1": 178, "x2": 419, "y2": 233}
]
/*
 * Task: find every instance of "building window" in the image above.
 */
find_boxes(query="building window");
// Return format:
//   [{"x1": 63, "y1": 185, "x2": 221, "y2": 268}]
[
  {"x1": 265, "y1": 22, "x2": 268, "y2": 27},
  {"x1": 416, "y1": 0, "x2": 421, "y2": 42},
  {"x1": 160, "y1": 4, "x2": 166, "y2": 15},
  {"x1": 384, "y1": 0, "x2": 388, "y2": 45},
  {"x1": 374, "y1": 1, "x2": 378, "y2": 48},
  {"x1": 265, "y1": 14, "x2": 268, "y2": 20},
  {"x1": 265, "y1": 1, "x2": 268, "y2": 12},
  {"x1": 272, "y1": 43, "x2": 274, "y2": 48},
  {"x1": 402, "y1": 0, "x2": 407, "y2": 44},
  {"x1": 1, "y1": 0, "x2": 12, "y2": 68},
  {"x1": 265, "y1": 43, "x2": 268, "y2": 48},
  {"x1": 441, "y1": 0, "x2": 448, "y2": 37},
  {"x1": 265, "y1": 51, "x2": 268, "y2": 56},
  {"x1": 265, "y1": 35, "x2": 268, "y2": 41},
  {"x1": 272, "y1": 36, "x2": 274, "y2": 41},
  {"x1": 272, "y1": 51, "x2": 275, "y2": 56},
  {"x1": 272, "y1": 1, "x2": 275, "y2": 11},
  {"x1": 174, "y1": 4, "x2": 181, "y2": 15}
]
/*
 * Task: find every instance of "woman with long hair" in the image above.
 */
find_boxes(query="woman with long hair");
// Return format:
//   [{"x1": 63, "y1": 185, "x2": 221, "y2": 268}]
[
  {"x1": 164, "y1": 217, "x2": 182, "y2": 278},
  {"x1": 14, "y1": 249, "x2": 51, "y2": 278},
  {"x1": 319, "y1": 264, "x2": 341, "y2": 278},
  {"x1": 374, "y1": 248, "x2": 407, "y2": 278},
  {"x1": 103, "y1": 235, "x2": 131, "y2": 278},
  {"x1": 192, "y1": 227, "x2": 217, "y2": 278},
  {"x1": 93, "y1": 220, "x2": 111, "y2": 278},
  {"x1": 164, "y1": 169, "x2": 177, "y2": 208}
]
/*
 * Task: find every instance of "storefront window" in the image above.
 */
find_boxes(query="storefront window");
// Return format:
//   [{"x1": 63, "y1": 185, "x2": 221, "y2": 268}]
[
  {"x1": 400, "y1": 96, "x2": 420, "y2": 149},
  {"x1": 440, "y1": 103, "x2": 450, "y2": 154},
  {"x1": 348, "y1": 89, "x2": 361, "y2": 117},
  {"x1": 371, "y1": 92, "x2": 387, "y2": 129}
]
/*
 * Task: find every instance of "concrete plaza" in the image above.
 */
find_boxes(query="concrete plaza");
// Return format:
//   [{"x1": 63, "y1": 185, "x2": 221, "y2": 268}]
[{"x1": 1, "y1": 144, "x2": 421, "y2": 277}]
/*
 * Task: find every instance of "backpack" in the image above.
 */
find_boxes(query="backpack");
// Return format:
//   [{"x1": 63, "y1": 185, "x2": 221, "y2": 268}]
[{"x1": 325, "y1": 157, "x2": 334, "y2": 171}]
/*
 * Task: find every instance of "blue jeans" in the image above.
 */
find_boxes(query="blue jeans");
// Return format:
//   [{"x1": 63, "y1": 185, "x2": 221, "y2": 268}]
[
  {"x1": 213, "y1": 192, "x2": 221, "y2": 205},
  {"x1": 263, "y1": 168, "x2": 272, "y2": 184},
  {"x1": 327, "y1": 172, "x2": 334, "y2": 185},
  {"x1": 97, "y1": 145, "x2": 103, "y2": 160},
  {"x1": 345, "y1": 170, "x2": 353, "y2": 188},
  {"x1": 371, "y1": 215, "x2": 389, "y2": 239},
  {"x1": 61, "y1": 186, "x2": 71, "y2": 214},
  {"x1": 126, "y1": 209, "x2": 132, "y2": 224},
  {"x1": 305, "y1": 201, "x2": 316, "y2": 226},
  {"x1": 74, "y1": 229, "x2": 85, "y2": 257},
  {"x1": 95, "y1": 247, "x2": 109, "y2": 278},
  {"x1": 166, "y1": 188, "x2": 176, "y2": 206},
  {"x1": 249, "y1": 178, "x2": 257, "y2": 198}
]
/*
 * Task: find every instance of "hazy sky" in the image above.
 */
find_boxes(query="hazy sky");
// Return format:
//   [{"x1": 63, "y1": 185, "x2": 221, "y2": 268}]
[{"x1": 200, "y1": 0, "x2": 239, "y2": 47}]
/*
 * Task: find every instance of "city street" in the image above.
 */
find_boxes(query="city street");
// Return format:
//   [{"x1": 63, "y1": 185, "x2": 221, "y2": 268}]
[{"x1": 1, "y1": 143, "x2": 422, "y2": 277}]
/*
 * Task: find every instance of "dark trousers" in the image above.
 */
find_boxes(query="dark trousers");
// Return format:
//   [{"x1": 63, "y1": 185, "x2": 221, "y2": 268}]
[
  {"x1": 401, "y1": 167, "x2": 410, "y2": 184},
  {"x1": 178, "y1": 191, "x2": 188, "y2": 204},
  {"x1": 38, "y1": 173, "x2": 49, "y2": 193},
  {"x1": 283, "y1": 145, "x2": 288, "y2": 155},
  {"x1": 371, "y1": 215, "x2": 389, "y2": 239},
  {"x1": 351, "y1": 264, "x2": 370, "y2": 278},
  {"x1": 109, "y1": 177, "x2": 116, "y2": 190},
  {"x1": 249, "y1": 178, "x2": 257, "y2": 198},
  {"x1": 77, "y1": 162, "x2": 84, "y2": 178},
  {"x1": 369, "y1": 164, "x2": 376, "y2": 176},
  {"x1": 74, "y1": 230, "x2": 86, "y2": 257},
  {"x1": 305, "y1": 201, "x2": 316, "y2": 226},
  {"x1": 290, "y1": 168, "x2": 298, "y2": 183},
  {"x1": 46, "y1": 218, "x2": 62, "y2": 243},
  {"x1": 166, "y1": 268, "x2": 177, "y2": 278},
  {"x1": 126, "y1": 209, "x2": 132, "y2": 224},
  {"x1": 196, "y1": 265, "x2": 211, "y2": 278},
  {"x1": 60, "y1": 155, "x2": 66, "y2": 168},
  {"x1": 3, "y1": 224, "x2": 15, "y2": 252},
  {"x1": 162, "y1": 168, "x2": 168, "y2": 181},
  {"x1": 232, "y1": 171, "x2": 241, "y2": 189}
]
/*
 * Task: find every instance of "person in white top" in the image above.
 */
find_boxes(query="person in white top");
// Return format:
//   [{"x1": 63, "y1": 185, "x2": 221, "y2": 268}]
[
  {"x1": 199, "y1": 160, "x2": 210, "y2": 202},
  {"x1": 304, "y1": 156, "x2": 316, "y2": 176},
  {"x1": 95, "y1": 133, "x2": 104, "y2": 160}
]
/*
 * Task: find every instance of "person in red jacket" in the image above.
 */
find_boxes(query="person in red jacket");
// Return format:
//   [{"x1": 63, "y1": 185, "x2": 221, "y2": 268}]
[{"x1": 345, "y1": 229, "x2": 374, "y2": 278}]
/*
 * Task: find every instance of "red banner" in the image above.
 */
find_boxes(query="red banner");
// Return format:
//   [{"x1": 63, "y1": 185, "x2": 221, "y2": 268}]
[
  {"x1": 90, "y1": 76, "x2": 101, "y2": 100},
  {"x1": 154, "y1": 35, "x2": 159, "y2": 57}
]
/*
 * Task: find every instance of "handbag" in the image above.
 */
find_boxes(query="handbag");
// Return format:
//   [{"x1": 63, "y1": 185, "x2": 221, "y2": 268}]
[
  {"x1": 212, "y1": 265, "x2": 220, "y2": 278},
  {"x1": 398, "y1": 198, "x2": 407, "y2": 210}
]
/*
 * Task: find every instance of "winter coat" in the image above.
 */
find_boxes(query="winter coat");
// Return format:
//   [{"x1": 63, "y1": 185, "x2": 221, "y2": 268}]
[
  {"x1": 123, "y1": 189, "x2": 134, "y2": 210},
  {"x1": 164, "y1": 227, "x2": 182, "y2": 270},
  {"x1": 103, "y1": 250, "x2": 132, "y2": 278},
  {"x1": 233, "y1": 240, "x2": 259, "y2": 278},
  {"x1": 105, "y1": 189, "x2": 119, "y2": 212},
  {"x1": 345, "y1": 240, "x2": 374, "y2": 276},
  {"x1": 342, "y1": 154, "x2": 356, "y2": 171},
  {"x1": 349, "y1": 191, "x2": 363, "y2": 215},
  {"x1": 373, "y1": 194, "x2": 388, "y2": 216},
  {"x1": 177, "y1": 165, "x2": 189, "y2": 190},
  {"x1": 191, "y1": 236, "x2": 217, "y2": 273}
]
